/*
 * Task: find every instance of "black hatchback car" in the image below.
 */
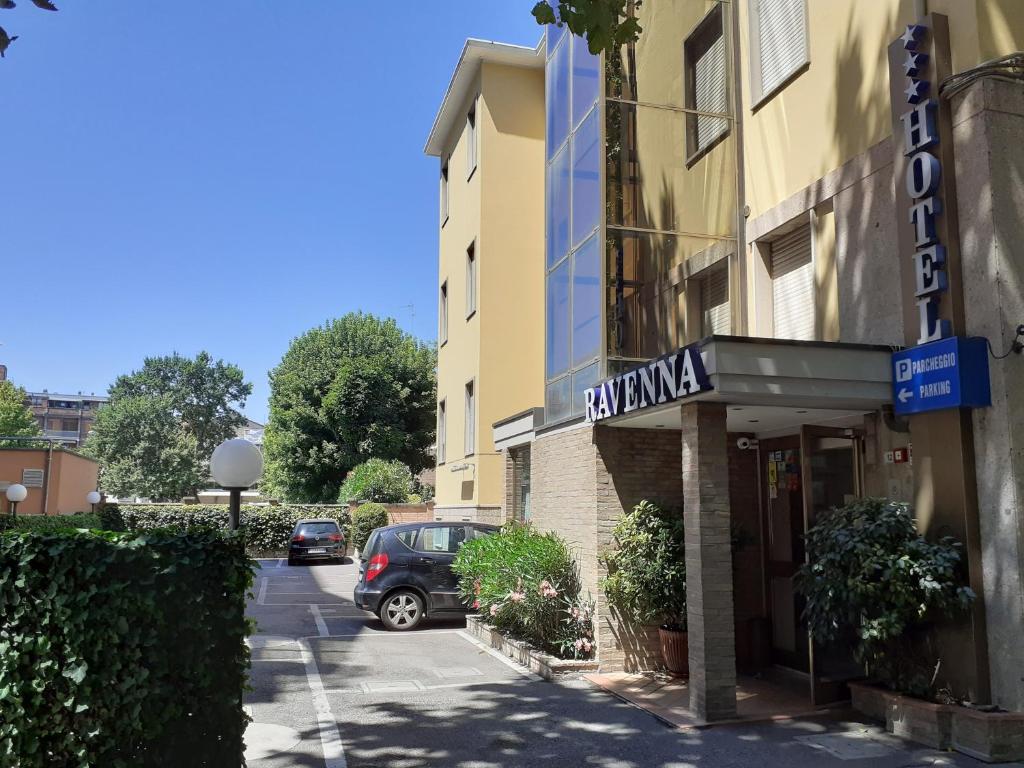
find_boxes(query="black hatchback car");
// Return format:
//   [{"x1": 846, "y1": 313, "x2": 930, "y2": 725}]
[
  {"x1": 287, "y1": 518, "x2": 346, "y2": 565},
  {"x1": 353, "y1": 521, "x2": 499, "y2": 630}
]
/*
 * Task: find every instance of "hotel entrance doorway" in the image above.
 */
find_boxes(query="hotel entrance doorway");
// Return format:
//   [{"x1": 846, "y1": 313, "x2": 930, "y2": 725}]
[{"x1": 761, "y1": 425, "x2": 864, "y2": 704}]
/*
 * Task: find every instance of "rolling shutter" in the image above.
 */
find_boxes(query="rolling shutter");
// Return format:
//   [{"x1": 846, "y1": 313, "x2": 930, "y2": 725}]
[
  {"x1": 694, "y1": 26, "x2": 728, "y2": 151},
  {"x1": 756, "y1": 0, "x2": 807, "y2": 99},
  {"x1": 771, "y1": 226, "x2": 814, "y2": 340},
  {"x1": 700, "y1": 264, "x2": 731, "y2": 336}
]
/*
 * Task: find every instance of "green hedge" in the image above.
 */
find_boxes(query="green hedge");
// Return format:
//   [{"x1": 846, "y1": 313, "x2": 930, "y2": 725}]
[
  {"x1": 98, "y1": 503, "x2": 351, "y2": 553},
  {"x1": 0, "y1": 513, "x2": 102, "y2": 533},
  {"x1": 349, "y1": 502, "x2": 389, "y2": 552},
  {"x1": 0, "y1": 528, "x2": 254, "y2": 767}
]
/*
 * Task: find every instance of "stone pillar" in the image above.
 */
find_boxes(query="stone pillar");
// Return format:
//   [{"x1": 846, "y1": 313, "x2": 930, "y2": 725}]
[{"x1": 681, "y1": 401, "x2": 736, "y2": 721}]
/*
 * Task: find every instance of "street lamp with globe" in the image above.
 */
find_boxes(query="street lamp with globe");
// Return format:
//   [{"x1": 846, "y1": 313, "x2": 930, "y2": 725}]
[
  {"x1": 86, "y1": 490, "x2": 102, "y2": 514},
  {"x1": 6, "y1": 484, "x2": 28, "y2": 518},
  {"x1": 210, "y1": 438, "x2": 263, "y2": 531}
]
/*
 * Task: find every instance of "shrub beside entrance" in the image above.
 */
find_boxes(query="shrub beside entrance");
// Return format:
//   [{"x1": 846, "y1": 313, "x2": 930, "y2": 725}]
[
  {"x1": 349, "y1": 502, "x2": 389, "y2": 552},
  {"x1": 452, "y1": 523, "x2": 594, "y2": 659},
  {"x1": 0, "y1": 528, "x2": 254, "y2": 767}
]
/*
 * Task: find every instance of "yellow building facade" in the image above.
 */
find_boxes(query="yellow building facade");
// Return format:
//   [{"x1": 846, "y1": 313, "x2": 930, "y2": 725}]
[{"x1": 425, "y1": 41, "x2": 546, "y2": 523}]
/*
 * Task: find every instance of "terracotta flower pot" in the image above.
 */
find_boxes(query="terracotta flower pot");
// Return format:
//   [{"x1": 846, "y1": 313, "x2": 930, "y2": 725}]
[{"x1": 659, "y1": 626, "x2": 689, "y2": 676}]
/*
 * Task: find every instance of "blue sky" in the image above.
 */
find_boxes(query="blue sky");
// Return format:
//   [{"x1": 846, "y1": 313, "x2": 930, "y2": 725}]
[{"x1": 2, "y1": 1, "x2": 540, "y2": 423}]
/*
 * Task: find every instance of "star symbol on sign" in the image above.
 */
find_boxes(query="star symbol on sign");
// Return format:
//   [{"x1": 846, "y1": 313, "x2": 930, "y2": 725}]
[
  {"x1": 903, "y1": 51, "x2": 929, "y2": 77},
  {"x1": 901, "y1": 24, "x2": 925, "y2": 49},
  {"x1": 904, "y1": 78, "x2": 929, "y2": 104}
]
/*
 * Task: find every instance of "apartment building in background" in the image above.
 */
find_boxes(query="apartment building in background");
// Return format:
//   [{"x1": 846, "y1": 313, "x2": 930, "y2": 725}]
[
  {"x1": 26, "y1": 391, "x2": 109, "y2": 446},
  {"x1": 424, "y1": 40, "x2": 546, "y2": 523},
  {"x1": 432, "y1": 0, "x2": 1024, "y2": 722}
]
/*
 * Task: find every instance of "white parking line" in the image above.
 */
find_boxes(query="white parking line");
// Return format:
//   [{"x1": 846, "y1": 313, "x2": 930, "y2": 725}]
[
  {"x1": 297, "y1": 638, "x2": 348, "y2": 768},
  {"x1": 277, "y1": 558, "x2": 285, "y2": 568},
  {"x1": 257, "y1": 578, "x2": 268, "y2": 605},
  {"x1": 310, "y1": 605, "x2": 329, "y2": 637}
]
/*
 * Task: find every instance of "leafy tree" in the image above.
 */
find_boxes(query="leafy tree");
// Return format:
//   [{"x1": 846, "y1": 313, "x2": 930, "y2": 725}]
[
  {"x1": 108, "y1": 351, "x2": 251, "y2": 462},
  {"x1": 338, "y1": 458, "x2": 413, "y2": 504},
  {"x1": 0, "y1": 379, "x2": 41, "y2": 446},
  {"x1": 84, "y1": 394, "x2": 205, "y2": 501},
  {"x1": 531, "y1": 0, "x2": 642, "y2": 55},
  {"x1": 264, "y1": 312, "x2": 436, "y2": 503},
  {"x1": 84, "y1": 352, "x2": 252, "y2": 500}
]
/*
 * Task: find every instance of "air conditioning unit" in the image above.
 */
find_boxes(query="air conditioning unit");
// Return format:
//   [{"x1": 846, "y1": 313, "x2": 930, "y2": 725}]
[{"x1": 22, "y1": 469, "x2": 44, "y2": 488}]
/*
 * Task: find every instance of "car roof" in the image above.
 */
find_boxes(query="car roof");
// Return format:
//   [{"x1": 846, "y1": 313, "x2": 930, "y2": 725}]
[
  {"x1": 376, "y1": 521, "x2": 500, "y2": 532},
  {"x1": 293, "y1": 518, "x2": 341, "y2": 526}
]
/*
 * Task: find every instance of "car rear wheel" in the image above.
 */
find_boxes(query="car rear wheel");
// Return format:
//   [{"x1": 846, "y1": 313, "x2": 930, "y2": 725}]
[{"x1": 380, "y1": 591, "x2": 424, "y2": 631}]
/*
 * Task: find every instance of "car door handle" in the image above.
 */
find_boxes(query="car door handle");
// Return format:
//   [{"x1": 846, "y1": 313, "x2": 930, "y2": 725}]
[{"x1": 416, "y1": 557, "x2": 435, "y2": 564}]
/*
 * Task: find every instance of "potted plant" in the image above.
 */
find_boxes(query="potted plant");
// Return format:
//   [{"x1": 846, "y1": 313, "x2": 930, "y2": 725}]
[
  {"x1": 601, "y1": 500, "x2": 688, "y2": 674},
  {"x1": 795, "y1": 497, "x2": 976, "y2": 749}
]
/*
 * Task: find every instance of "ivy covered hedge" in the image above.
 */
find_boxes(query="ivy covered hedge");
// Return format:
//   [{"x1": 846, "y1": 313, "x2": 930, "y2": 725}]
[
  {"x1": 0, "y1": 529, "x2": 254, "y2": 767},
  {"x1": 98, "y1": 503, "x2": 351, "y2": 554},
  {"x1": 0, "y1": 513, "x2": 102, "y2": 533}
]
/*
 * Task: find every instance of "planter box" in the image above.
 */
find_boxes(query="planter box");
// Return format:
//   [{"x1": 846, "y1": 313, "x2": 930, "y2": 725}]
[
  {"x1": 465, "y1": 615, "x2": 599, "y2": 681},
  {"x1": 952, "y1": 708, "x2": 1024, "y2": 763},
  {"x1": 850, "y1": 682, "x2": 953, "y2": 750}
]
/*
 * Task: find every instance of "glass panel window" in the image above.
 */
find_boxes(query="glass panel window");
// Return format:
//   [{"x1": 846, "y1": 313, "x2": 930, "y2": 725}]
[
  {"x1": 440, "y1": 159, "x2": 449, "y2": 223},
  {"x1": 417, "y1": 525, "x2": 470, "y2": 554},
  {"x1": 545, "y1": 376, "x2": 572, "y2": 424},
  {"x1": 464, "y1": 381, "x2": 475, "y2": 455},
  {"x1": 545, "y1": 6, "x2": 566, "y2": 57},
  {"x1": 437, "y1": 400, "x2": 446, "y2": 464},
  {"x1": 546, "y1": 36, "x2": 570, "y2": 159},
  {"x1": 571, "y1": 108, "x2": 600, "y2": 249},
  {"x1": 547, "y1": 144, "x2": 571, "y2": 268},
  {"x1": 439, "y1": 281, "x2": 448, "y2": 345},
  {"x1": 685, "y1": 5, "x2": 728, "y2": 159},
  {"x1": 572, "y1": 235, "x2": 601, "y2": 367},
  {"x1": 466, "y1": 243, "x2": 477, "y2": 317},
  {"x1": 546, "y1": 259, "x2": 571, "y2": 378},
  {"x1": 571, "y1": 361, "x2": 601, "y2": 417},
  {"x1": 466, "y1": 102, "x2": 478, "y2": 175},
  {"x1": 571, "y1": 35, "x2": 599, "y2": 128}
]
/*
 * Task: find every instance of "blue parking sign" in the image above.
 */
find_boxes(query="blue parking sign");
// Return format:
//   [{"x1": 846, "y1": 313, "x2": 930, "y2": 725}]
[{"x1": 891, "y1": 336, "x2": 991, "y2": 416}]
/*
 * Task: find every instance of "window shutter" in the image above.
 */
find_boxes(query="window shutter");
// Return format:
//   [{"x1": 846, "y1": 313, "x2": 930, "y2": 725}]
[
  {"x1": 694, "y1": 32, "x2": 728, "y2": 150},
  {"x1": 771, "y1": 226, "x2": 814, "y2": 340},
  {"x1": 757, "y1": 0, "x2": 807, "y2": 98},
  {"x1": 700, "y1": 265, "x2": 731, "y2": 336}
]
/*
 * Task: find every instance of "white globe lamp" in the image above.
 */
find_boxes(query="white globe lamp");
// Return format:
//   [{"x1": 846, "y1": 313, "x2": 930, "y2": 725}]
[
  {"x1": 6, "y1": 483, "x2": 28, "y2": 518},
  {"x1": 86, "y1": 490, "x2": 102, "y2": 513},
  {"x1": 210, "y1": 438, "x2": 264, "y2": 530}
]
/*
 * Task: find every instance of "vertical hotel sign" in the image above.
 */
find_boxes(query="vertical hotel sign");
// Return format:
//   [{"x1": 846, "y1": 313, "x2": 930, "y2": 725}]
[{"x1": 888, "y1": 15, "x2": 966, "y2": 346}]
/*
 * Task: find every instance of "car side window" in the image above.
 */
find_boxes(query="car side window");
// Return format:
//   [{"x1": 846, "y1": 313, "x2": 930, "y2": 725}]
[
  {"x1": 395, "y1": 529, "x2": 418, "y2": 549},
  {"x1": 469, "y1": 526, "x2": 496, "y2": 540},
  {"x1": 416, "y1": 525, "x2": 469, "y2": 554}
]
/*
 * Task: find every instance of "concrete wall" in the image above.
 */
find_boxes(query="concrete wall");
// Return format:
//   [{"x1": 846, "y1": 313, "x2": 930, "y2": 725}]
[
  {"x1": 952, "y1": 77, "x2": 1024, "y2": 712},
  {"x1": 0, "y1": 448, "x2": 98, "y2": 516}
]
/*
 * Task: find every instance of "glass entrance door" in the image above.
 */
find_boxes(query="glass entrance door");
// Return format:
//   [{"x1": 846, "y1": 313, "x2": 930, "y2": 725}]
[{"x1": 800, "y1": 425, "x2": 864, "y2": 705}]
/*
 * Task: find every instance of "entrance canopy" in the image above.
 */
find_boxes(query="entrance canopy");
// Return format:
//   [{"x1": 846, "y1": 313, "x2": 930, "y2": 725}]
[{"x1": 599, "y1": 336, "x2": 893, "y2": 438}]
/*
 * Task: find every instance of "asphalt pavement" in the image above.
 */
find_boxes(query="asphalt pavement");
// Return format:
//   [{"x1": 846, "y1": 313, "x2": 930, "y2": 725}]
[{"x1": 244, "y1": 558, "x2": 1009, "y2": 768}]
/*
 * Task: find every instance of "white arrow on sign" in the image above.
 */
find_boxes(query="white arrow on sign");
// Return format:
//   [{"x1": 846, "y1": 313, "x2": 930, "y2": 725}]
[{"x1": 898, "y1": 388, "x2": 913, "y2": 403}]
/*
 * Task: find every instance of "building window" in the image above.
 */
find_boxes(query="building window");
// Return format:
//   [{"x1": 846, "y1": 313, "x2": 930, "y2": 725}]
[
  {"x1": 464, "y1": 381, "x2": 475, "y2": 456},
  {"x1": 770, "y1": 225, "x2": 814, "y2": 340},
  {"x1": 439, "y1": 281, "x2": 448, "y2": 345},
  {"x1": 750, "y1": 0, "x2": 809, "y2": 105},
  {"x1": 437, "y1": 400, "x2": 446, "y2": 464},
  {"x1": 685, "y1": 4, "x2": 729, "y2": 160},
  {"x1": 440, "y1": 159, "x2": 449, "y2": 224},
  {"x1": 699, "y1": 262, "x2": 731, "y2": 337},
  {"x1": 466, "y1": 243, "x2": 476, "y2": 318},
  {"x1": 511, "y1": 446, "x2": 532, "y2": 523},
  {"x1": 466, "y1": 102, "x2": 477, "y2": 177},
  {"x1": 61, "y1": 419, "x2": 78, "y2": 433}
]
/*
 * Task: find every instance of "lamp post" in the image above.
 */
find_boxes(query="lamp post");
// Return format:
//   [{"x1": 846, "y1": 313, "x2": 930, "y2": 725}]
[
  {"x1": 86, "y1": 490, "x2": 101, "y2": 514},
  {"x1": 210, "y1": 438, "x2": 263, "y2": 531},
  {"x1": 6, "y1": 484, "x2": 27, "y2": 518}
]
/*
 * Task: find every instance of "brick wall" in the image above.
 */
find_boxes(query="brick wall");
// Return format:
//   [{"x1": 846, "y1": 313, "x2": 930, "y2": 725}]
[
  {"x1": 594, "y1": 426, "x2": 684, "y2": 672},
  {"x1": 347, "y1": 501, "x2": 434, "y2": 525}
]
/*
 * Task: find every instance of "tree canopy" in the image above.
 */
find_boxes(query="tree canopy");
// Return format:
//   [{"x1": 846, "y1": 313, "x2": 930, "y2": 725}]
[
  {"x1": 84, "y1": 352, "x2": 252, "y2": 500},
  {"x1": 0, "y1": 380, "x2": 41, "y2": 447},
  {"x1": 263, "y1": 313, "x2": 436, "y2": 503},
  {"x1": 531, "y1": 0, "x2": 642, "y2": 55}
]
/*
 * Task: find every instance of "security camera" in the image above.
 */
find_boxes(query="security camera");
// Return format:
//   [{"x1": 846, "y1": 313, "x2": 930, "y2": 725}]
[{"x1": 736, "y1": 437, "x2": 759, "y2": 450}]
